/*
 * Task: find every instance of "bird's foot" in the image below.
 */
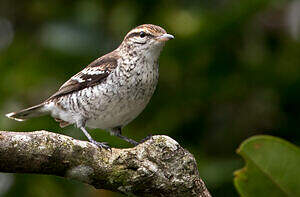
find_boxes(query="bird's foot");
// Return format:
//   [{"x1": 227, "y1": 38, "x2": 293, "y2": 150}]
[
  {"x1": 138, "y1": 134, "x2": 153, "y2": 145},
  {"x1": 91, "y1": 140, "x2": 111, "y2": 151},
  {"x1": 113, "y1": 132, "x2": 139, "y2": 146}
]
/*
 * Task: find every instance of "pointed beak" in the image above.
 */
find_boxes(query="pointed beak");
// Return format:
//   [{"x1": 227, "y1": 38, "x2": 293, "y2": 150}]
[{"x1": 157, "y1": 33, "x2": 175, "y2": 42}]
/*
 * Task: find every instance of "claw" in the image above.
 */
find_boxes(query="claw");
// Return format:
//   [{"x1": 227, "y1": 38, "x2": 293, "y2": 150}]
[
  {"x1": 91, "y1": 140, "x2": 111, "y2": 151},
  {"x1": 139, "y1": 134, "x2": 153, "y2": 145}
]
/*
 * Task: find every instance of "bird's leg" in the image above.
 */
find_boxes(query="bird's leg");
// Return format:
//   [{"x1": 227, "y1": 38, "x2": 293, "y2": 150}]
[
  {"x1": 139, "y1": 134, "x2": 153, "y2": 144},
  {"x1": 111, "y1": 127, "x2": 139, "y2": 146},
  {"x1": 80, "y1": 127, "x2": 111, "y2": 150}
]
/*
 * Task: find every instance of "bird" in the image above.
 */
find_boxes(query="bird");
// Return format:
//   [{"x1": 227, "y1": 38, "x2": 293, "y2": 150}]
[{"x1": 6, "y1": 24, "x2": 174, "y2": 150}]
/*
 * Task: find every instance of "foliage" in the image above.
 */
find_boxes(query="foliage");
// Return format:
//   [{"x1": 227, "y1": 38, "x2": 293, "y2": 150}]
[{"x1": 234, "y1": 135, "x2": 300, "y2": 197}]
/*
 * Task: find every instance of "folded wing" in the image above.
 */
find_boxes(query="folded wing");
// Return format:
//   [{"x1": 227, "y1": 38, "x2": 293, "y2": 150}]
[{"x1": 47, "y1": 53, "x2": 119, "y2": 101}]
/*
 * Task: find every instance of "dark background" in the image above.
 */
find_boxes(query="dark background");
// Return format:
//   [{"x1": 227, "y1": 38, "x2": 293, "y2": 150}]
[{"x1": 0, "y1": 0, "x2": 299, "y2": 196}]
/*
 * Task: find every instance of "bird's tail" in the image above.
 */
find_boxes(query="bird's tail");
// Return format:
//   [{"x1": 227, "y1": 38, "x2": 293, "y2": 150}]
[{"x1": 6, "y1": 103, "x2": 47, "y2": 121}]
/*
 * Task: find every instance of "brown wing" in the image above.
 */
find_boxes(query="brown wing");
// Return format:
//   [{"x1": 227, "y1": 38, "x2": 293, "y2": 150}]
[{"x1": 47, "y1": 52, "x2": 119, "y2": 101}]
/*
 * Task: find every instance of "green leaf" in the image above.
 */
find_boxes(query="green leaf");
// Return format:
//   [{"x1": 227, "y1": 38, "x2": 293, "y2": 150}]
[{"x1": 234, "y1": 135, "x2": 300, "y2": 197}]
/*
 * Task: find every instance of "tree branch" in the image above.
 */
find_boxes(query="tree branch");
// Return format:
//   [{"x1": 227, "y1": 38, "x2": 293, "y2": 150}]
[{"x1": 0, "y1": 131, "x2": 211, "y2": 197}]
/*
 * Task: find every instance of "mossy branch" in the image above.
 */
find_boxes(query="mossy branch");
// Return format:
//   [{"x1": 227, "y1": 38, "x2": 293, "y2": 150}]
[{"x1": 0, "y1": 131, "x2": 210, "y2": 197}]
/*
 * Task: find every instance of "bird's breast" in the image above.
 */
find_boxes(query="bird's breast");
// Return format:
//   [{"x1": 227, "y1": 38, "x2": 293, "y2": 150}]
[
  {"x1": 86, "y1": 59, "x2": 159, "y2": 128},
  {"x1": 54, "y1": 59, "x2": 160, "y2": 129},
  {"x1": 114, "y1": 57, "x2": 159, "y2": 89}
]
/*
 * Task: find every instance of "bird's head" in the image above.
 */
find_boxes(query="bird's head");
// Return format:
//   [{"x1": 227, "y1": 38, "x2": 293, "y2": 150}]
[{"x1": 119, "y1": 24, "x2": 174, "y2": 59}]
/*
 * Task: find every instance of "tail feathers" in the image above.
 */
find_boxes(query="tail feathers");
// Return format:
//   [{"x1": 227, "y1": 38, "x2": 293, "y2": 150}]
[{"x1": 6, "y1": 103, "x2": 47, "y2": 121}]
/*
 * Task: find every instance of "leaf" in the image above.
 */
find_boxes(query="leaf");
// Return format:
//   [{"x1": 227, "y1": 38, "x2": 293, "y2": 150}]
[{"x1": 234, "y1": 135, "x2": 300, "y2": 197}]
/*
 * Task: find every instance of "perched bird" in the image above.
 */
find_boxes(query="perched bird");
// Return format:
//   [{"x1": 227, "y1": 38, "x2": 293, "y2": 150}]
[{"x1": 6, "y1": 24, "x2": 174, "y2": 149}]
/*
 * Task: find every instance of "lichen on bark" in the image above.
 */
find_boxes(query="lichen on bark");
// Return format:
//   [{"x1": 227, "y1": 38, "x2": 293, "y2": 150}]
[{"x1": 0, "y1": 130, "x2": 211, "y2": 197}]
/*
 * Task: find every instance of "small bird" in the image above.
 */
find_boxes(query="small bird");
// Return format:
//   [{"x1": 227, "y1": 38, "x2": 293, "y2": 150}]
[{"x1": 6, "y1": 24, "x2": 174, "y2": 149}]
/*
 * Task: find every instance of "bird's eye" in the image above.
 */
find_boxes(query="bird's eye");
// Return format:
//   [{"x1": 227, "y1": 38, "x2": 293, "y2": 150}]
[{"x1": 139, "y1": 31, "x2": 146, "y2": 38}]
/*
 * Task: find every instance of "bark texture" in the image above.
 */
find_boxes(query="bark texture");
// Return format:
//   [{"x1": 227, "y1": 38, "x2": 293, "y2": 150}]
[{"x1": 0, "y1": 131, "x2": 211, "y2": 197}]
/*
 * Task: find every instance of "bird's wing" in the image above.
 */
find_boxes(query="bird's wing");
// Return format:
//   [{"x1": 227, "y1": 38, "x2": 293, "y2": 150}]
[{"x1": 47, "y1": 53, "x2": 119, "y2": 101}]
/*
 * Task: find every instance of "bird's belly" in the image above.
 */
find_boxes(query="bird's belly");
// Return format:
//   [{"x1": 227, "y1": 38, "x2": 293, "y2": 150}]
[
  {"x1": 85, "y1": 64, "x2": 158, "y2": 129},
  {"x1": 53, "y1": 62, "x2": 158, "y2": 129},
  {"x1": 85, "y1": 84, "x2": 155, "y2": 129},
  {"x1": 86, "y1": 98, "x2": 148, "y2": 129}
]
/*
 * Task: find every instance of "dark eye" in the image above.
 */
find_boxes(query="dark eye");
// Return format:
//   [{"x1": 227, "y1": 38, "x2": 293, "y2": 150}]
[{"x1": 139, "y1": 31, "x2": 146, "y2": 38}]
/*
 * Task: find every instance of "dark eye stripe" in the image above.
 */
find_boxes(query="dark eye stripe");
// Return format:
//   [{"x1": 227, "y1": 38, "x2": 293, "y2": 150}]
[{"x1": 126, "y1": 32, "x2": 155, "y2": 39}]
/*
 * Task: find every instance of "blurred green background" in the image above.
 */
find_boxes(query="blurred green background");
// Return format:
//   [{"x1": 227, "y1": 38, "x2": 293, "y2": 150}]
[{"x1": 0, "y1": 0, "x2": 299, "y2": 196}]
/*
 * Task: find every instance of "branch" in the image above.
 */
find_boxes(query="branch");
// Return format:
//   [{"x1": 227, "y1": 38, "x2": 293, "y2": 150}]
[{"x1": 0, "y1": 131, "x2": 211, "y2": 197}]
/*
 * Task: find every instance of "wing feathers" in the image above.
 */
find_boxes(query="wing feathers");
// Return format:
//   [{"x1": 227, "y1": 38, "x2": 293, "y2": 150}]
[{"x1": 47, "y1": 53, "x2": 119, "y2": 101}]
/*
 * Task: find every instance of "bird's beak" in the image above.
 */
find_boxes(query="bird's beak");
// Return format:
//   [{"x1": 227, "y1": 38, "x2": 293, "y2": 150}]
[{"x1": 157, "y1": 33, "x2": 175, "y2": 42}]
